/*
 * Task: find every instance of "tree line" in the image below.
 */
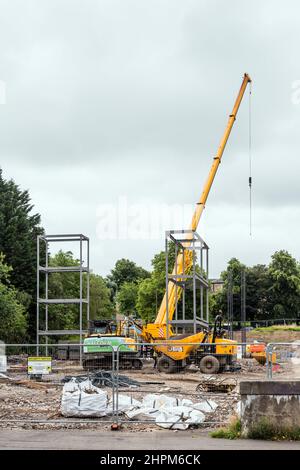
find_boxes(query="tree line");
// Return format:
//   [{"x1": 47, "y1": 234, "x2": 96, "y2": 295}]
[{"x1": 0, "y1": 168, "x2": 299, "y2": 342}]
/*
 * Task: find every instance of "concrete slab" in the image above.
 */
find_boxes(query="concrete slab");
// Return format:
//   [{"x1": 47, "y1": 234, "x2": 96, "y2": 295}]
[{"x1": 240, "y1": 380, "x2": 300, "y2": 395}]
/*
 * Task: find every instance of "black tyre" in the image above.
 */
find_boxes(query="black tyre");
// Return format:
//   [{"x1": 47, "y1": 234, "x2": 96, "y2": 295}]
[
  {"x1": 199, "y1": 355, "x2": 220, "y2": 374},
  {"x1": 157, "y1": 355, "x2": 177, "y2": 374},
  {"x1": 132, "y1": 358, "x2": 143, "y2": 370}
]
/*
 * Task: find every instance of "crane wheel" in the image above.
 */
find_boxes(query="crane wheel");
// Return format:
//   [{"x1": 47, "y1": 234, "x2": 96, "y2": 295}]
[
  {"x1": 157, "y1": 355, "x2": 177, "y2": 374},
  {"x1": 199, "y1": 355, "x2": 220, "y2": 374}
]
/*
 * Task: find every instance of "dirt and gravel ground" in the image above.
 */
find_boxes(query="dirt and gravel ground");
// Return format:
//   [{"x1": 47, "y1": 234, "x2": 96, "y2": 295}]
[
  {"x1": 0, "y1": 358, "x2": 269, "y2": 431},
  {"x1": 234, "y1": 328, "x2": 300, "y2": 343}
]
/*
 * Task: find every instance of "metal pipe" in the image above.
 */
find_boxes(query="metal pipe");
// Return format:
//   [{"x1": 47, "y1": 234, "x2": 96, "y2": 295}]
[
  {"x1": 36, "y1": 236, "x2": 40, "y2": 356},
  {"x1": 165, "y1": 234, "x2": 169, "y2": 340},
  {"x1": 45, "y1": 240, "x2": 48, "y2": 356},
  {"x1": 79, "y1": 235, "x2": 83, "y2": 366}
]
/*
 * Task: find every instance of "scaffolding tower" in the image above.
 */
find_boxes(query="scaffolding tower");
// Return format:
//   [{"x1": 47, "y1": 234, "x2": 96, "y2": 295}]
[
  {"x1": 36, "y1": 234, "x2": 90, "y2": 362},
  {"x1": 165, "y1": 230, "x2": 209, "y2": 336}
]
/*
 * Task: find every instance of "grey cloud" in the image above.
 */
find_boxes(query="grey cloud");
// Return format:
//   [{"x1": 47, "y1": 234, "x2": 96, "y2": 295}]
[{"x1": 0, "y1": 0, "x2": 299, "y2": 276}]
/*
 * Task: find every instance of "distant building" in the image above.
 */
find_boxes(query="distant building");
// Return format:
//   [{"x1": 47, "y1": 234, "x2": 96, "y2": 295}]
[{"x1": 210, "y1": 278, "x2": 224, "y2": 293}]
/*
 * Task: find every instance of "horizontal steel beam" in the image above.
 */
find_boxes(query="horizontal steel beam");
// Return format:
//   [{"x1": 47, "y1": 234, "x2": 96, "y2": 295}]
[
  {"x1": 38, "y1": 330, "x2": 88, "y2": 336},
  {"x1": 39, "y1": 266, "x2": 89, "y2": 273},
  {"x1": 170, "y1": 319, "x2": 209, "y2": 326},
  {"x1": 37, "y1": 298, "x2": 88, "y2": 304},
  {"x1": 39, "y1": 233, "x2": 89, "y2": 240}
]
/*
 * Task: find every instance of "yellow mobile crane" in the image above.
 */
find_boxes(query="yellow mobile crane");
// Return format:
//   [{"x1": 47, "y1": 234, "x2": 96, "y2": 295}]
[{"x1": 142, "y1": 73, "x2": 252, "y2": 373}]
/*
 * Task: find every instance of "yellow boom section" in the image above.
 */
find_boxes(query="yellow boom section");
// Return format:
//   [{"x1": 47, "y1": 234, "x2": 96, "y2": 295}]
[{"x1": 155, "y1": 73, "x2": 252, "y2": 327}]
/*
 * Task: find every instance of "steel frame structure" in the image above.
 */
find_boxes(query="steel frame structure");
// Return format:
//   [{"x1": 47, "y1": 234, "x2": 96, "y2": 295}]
[
  {"x1": 36, "y1": 234, "x2": 90, "y2": 362},
  {"x1": 165, "y1": 230, "x2": 209, "y2": 337}
]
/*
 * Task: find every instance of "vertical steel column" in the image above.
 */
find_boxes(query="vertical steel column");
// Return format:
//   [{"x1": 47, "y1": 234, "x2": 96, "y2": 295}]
[
  {"x1": 192, "y1": 237, "x2": 196, "y2": 334},
  {"x1": 87, "y1": 237, "x2": 90, "y2": 325},
  {"x1": 79, "y1": 235, "x2": 83, "y2": 365},
  {"x1": 266, "y1": 344, "x2": 273, "y2": 379},
  {"x1": 241, "y1": 269, "x2": 246, "y2": 355},
  {"x1": 227, "y1": 271, "x2": 233, "y2": 339},
  {"x1": 45, "y1": 239, "x2": 48, "y2": 356},
  {"x1": 36, "y1": 236, "x2": 40, "y2": 356},
  {"x1": 200, "y1": 243, "x2": 203, "y2": 322},
  {"x1": 165, "y1": 234, "x2": 169, "y2": 340},
  {"x1": 182, "y1": 247, "x2": 185, "y2": 324},
  {"x1": 175, "y1": 242, "x2": 178, "y2": 335},
  {"x1": 206, "y1": 246, "x2": 209, "y2": 324}
]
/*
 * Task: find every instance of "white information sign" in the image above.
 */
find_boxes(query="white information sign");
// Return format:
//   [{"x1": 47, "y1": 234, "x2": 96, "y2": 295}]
[{"x1": 28, "y1": 357, "x2": 52, "y2": 375}]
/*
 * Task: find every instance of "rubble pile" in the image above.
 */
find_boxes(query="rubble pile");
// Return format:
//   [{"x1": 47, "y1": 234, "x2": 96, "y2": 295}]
[
  {"x1": 0, "y1": 364, "x2": 260, "y2": 430},
  {"x1": 196, "y1": 376, "x2": 237, "y2": 393},
  {"x1": 62, "y1": 371, "x2": 141, "y2": 388},
  {"x1": 60, "y1": 381, "x2": 220, "y2": 430}
]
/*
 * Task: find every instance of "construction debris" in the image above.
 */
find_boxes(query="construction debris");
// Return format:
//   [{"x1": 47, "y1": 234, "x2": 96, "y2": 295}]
[
  {"x1": 0, "y1": 357, "x2": 277, "y2": 430},
  {"x1": 61, "y1": 379, "x2": 108, "y2": 418},
  {"x1": 196, "y1": 376, "x2": 238, "y2": 393},
  {"x1": 117, "y1": 393, "x2": 218, "y2": 430},
  {"x1": 61, "y1": 387, "x2": 219, "y2": 430},
  {"x1": 62, "y1": 371, "x2": 141, "y2": 388},
  {"x1": 0, "y1": 373, "x2": 56, "y2": 390},
  {"x1": 62, "y1": 371, "x2": 165, "y2": 389}
]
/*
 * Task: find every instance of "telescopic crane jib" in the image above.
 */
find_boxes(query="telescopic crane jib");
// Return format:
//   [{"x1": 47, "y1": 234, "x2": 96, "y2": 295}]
[{"x1": 142, "y1": 73, "x2": 252, "y2": 342}]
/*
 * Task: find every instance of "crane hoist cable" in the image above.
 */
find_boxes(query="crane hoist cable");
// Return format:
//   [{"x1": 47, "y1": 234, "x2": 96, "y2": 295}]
[{"x1": 248, "y1": 81, "x2": 253, "y2": 237}]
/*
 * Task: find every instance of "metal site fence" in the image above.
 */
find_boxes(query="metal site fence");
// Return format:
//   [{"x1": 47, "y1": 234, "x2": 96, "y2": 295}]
[
  {"x1": 0, "y1": 341, "x2": 267, "y2": 429},
  {"x1": 230, "y1": 318, "x2": 300, "y2": 329},
  {"x1": 0, "y1": 343, "x2": 116, "y2": 426},
  {"x1": 1, "y1": 340, "x2": 297, "y2": 429},
  {"x1": 266, "y1": 342, "x2": 300, "y2": 379}
]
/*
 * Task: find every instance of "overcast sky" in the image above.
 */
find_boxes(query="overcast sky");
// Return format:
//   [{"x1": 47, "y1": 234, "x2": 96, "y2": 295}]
[{"x1": 0, "y1": 0, "x2": 299, "y2": 277}]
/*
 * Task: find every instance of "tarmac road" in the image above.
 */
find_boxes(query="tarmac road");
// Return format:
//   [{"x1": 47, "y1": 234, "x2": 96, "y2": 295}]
[{"x1": 0, "y1": 429, "x2": 300, "y2": 450}]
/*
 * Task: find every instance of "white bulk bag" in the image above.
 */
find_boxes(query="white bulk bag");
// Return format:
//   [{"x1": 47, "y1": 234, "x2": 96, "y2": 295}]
[
  {"x1": 61, "y1": 379, "x2": 108, "y2": 417},
  {"x1": 192, "y1": 400, "x2": 218, "y2": 413}
]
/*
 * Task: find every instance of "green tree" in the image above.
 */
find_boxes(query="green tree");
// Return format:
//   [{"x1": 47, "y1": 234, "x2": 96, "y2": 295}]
[
  {"x1": 0, "y1": 254, "x2": 28, "y2": 342},
  {"x1": 210, "y1": 258, "x2": 246, "y2": 321},
  {"x1": 45, "y1": 251, "x2": 114, "y2": 331},
  {"x1": 46, "y1": 251, "x2": 81, "y2": 331},
  {"x1": 136, "y1": 243, "x2": 176, "y2": 322},
  {"x1": 136, "y1": 277, "x2": 159, "y2": 323},
  {"x1": 0, "y1": 169, "x2": 44, "y2": 294},
  {"x1": 89, "y1": 274, "x2": 114, "y2": 320},
  {"x1": 244, "y1": 264, "x2": 271, "y2": 320},
  {"x1": 116, "y1": 281, "x2": 139, "y2": 316},
  {"x1": 210, "y1": 258, "x2": 271, "y2": 322},
  {"x1": 268, "y1": 250, "x2": 300, "y2": 318},
  {"x1": 210, "y1": 252, "x2": 300, "y2": 323},
  {"x1": 108, "y1": 258, "x2": 150, "y2": 291},
  {"x1": 0, "y1": 169, "x2": 44, "y2": 336}
]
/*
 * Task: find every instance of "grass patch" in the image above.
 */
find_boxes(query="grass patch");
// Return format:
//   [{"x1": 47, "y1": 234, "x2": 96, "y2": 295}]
[
  {"x1": 253, "y1": 324, "x2": 300, "y2": 333},
  {"x1": 211, "y1": 418, "x2": 300, "y2": 441},
  {"x1": 248, "y1": 419, "x2": 300, "y2": 441},
  {"x1": 210, "y1": 419, "x2": 242, "y2": 440}
]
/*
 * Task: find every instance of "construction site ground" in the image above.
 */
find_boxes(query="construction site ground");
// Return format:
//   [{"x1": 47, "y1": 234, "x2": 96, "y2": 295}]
[
  {"x1": 0, "y1": 357, "x2": 276, "y2": 432},
  {"x1": 234, "y1": 327, "x2": 300, "y2": 343}
]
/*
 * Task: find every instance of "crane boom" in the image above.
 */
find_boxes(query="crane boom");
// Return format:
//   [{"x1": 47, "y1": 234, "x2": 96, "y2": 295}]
[{"x1": 143, "y1": 73, "x2": 252, "y2": 340}]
